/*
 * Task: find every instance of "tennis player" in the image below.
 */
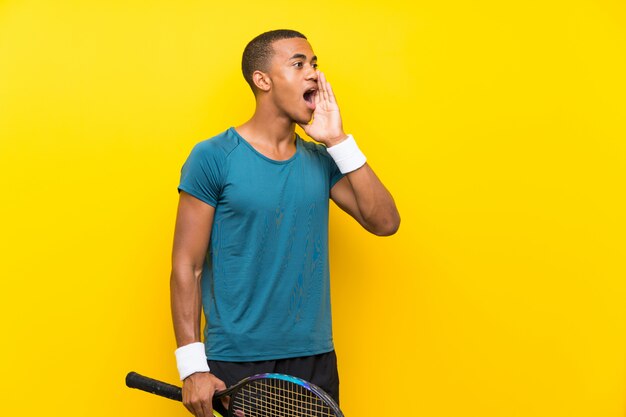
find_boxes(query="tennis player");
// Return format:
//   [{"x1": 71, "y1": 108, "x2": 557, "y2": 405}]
[{"x1": 170, "y1": 29, "x2": 400, "y2": 417}]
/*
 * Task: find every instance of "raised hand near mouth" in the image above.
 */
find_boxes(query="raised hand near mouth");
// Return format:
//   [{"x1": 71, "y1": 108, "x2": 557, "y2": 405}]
[{"x1": 298, "y1": 70, "x2": 349, "y2": 147}]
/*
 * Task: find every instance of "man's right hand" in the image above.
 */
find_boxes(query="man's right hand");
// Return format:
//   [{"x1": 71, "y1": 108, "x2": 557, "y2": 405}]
[{"x1": 182, "y1": 372, "x2": 227, "y2": 417}]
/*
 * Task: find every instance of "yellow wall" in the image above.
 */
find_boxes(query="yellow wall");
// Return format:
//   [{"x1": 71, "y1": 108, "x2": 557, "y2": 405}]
[{"x1": 1, "y1": 1, "x2": 625, "y2": 416}]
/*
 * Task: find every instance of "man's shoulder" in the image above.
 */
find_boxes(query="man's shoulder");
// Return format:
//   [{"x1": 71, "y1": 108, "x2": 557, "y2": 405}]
[{"x1": 191, "y1": 128, "x2": 240, "y2": 158}]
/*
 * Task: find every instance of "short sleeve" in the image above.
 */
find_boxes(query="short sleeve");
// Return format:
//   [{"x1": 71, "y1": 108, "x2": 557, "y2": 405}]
[
  {"x1": 315, "y1": 143, "x2": 344, "y2": 188},
  {"x1": 308, "y1": 141, "x2": 345, "y2": 190},
  {"x1": 178, "y1": 141, "x2": 225, "y2": 207},
  {"x1": 329, "y1": 157, "x2": 344, "y2": 188}
]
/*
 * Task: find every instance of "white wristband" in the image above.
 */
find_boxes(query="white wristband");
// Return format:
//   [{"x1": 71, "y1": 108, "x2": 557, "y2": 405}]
[
  {"x1": 326, "y1": 134, "x2": 367, "y2": 174},
  {"x1": 175, "y1": 342, "x2": 210, "y2": 381}
]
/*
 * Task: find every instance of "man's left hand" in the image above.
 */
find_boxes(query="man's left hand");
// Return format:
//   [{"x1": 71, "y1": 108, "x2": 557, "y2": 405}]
[{"x1": 298, "y1": 70, "x2": 348, "y2": 147}]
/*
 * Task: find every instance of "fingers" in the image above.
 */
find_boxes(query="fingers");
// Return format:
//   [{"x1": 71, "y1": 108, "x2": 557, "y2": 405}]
[
  {"x1": 315, "y1": 70, "x2": 337, "y2": 106},
  {"x1": 220, "y1": 395, "x2": 231, "y2": 411},
  {"x1": 182, "y1": 372, "x2": 218, "y2": 417},
  {"x1": 183, "y1": 391, "x2": 213, "y2": 417},
  {"x1": 200, "y1": 401, "x2": 213, "y2": 417},
  {"x1": 183, "y1": 393, "x2": 212, "y2": 417},
  {"x1": 216, "y1": 377, "x2": 227, "y2": 391},
  {"x1": 315, "y1": 70, "x2": 322, "y2": 105},
  {"x1": 319, "y1": 71, "x2": 329, "y2": 103},
  {"x1": 325, "y1": 77, "x2": 337, "y2": 104}
]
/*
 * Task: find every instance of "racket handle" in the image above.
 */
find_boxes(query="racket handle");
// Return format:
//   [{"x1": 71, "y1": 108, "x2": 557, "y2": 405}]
[{"x1": 126, "y1": 371, "x2": 183, "y2": 402}]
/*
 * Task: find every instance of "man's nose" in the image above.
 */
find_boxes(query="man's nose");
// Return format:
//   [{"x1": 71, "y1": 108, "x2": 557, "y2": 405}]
[{"x1": 306, "y1": 66, "x2": 318, "y2": 81}]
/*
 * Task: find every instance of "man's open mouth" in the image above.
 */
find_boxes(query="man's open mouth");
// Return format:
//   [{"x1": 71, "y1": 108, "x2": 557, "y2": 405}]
[{"x1": 303, "y1": 88, "x2": 317, "y2": 109}]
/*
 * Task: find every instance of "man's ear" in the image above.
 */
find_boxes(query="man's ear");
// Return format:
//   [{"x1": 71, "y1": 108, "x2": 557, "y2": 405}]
[{"x1": 252, "y1": 70, "x2": 271, "y2": 92}]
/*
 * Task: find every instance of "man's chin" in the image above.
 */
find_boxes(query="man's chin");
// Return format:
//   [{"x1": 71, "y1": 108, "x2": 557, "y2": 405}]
[{"x1": 295, "y1": 111, "x2": 314, "y2": 126}]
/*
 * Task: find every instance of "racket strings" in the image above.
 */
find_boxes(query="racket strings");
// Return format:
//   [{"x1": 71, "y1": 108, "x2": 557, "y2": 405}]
[
  {"x1": 231, "y1": 378, "x2": 337, "y2": 417},
  {"x1": 235, "y1": 384, "x2": 330, "y2": 417}
]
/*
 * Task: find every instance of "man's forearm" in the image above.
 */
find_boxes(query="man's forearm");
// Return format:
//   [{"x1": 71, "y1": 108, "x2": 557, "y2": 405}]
[
  {"x1": 170, "y1": 265, "x2": 204, "y2": 347},
  {"x1": 345, "y1": 163, "x2": 400, "y2": 236}
]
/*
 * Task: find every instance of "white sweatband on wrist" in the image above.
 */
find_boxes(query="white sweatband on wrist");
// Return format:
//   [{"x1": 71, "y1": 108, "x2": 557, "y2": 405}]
[
  {"x1": 326, "y1": 134, "x2": 367, "y2": 174},
  {"x1": 175, "y1": 342, "x2": 210, "y2": 381}
]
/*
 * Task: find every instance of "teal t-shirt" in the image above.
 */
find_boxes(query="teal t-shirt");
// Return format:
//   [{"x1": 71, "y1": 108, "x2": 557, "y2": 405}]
[{"x1": 178, "y1": 127, "x2": 344, "y2": 361}]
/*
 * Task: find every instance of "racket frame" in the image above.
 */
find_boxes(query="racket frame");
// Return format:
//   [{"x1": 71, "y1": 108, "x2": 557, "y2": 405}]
[{"x1": 126, "y1": 371, "x2": 344, "y2": 417}]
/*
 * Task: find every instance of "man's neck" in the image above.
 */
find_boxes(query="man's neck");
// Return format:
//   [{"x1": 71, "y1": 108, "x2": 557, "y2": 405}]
[{"x1": 235, "y1": 103, "x2": 298, "y2": 159}]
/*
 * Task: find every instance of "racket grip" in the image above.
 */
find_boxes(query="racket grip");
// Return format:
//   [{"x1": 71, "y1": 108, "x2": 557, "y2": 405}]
[{"x1": 126, "y1": 371, "x2": 183, "y2": 402}]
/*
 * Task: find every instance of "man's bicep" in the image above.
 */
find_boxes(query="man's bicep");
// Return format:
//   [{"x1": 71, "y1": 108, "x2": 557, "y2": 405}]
[
  {"x1": 172, "y1": 191, "x2": 215, "y2": 268},
  {"x1": 330, "y1": 176, "x2": 366, "y2": 227}
]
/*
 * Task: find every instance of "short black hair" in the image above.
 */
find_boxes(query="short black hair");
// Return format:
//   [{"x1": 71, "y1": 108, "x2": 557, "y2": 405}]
[{"x1": 242, "y1": 29, "x2": 307, "y2": 92}]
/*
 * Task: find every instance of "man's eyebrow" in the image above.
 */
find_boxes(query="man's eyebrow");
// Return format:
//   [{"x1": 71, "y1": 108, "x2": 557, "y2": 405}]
[{"x1": 289, "y1": 53, "x2": 317, "y2": 61}]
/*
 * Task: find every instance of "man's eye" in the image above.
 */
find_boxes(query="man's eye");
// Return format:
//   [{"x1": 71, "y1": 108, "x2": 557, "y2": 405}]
[
  {"x1": 312, "y1": 63, "x2": 319, "y2": 69},
  {"x1": 294, "y1": 62, "x2": 303, "y2": 68}
]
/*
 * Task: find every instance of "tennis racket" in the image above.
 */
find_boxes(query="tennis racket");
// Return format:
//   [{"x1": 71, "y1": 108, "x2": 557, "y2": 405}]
[{"x1": 126, "y1": 371, "x2": 344, "y2": 417}]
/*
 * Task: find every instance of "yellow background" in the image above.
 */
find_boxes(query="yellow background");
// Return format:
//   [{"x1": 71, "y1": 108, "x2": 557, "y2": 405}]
[{"x1": 1, "y1": 0, "x2": 625, "y2": 416}]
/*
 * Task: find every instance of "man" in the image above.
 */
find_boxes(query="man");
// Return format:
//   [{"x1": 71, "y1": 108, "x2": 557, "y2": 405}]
[{"x1": 171, "y1": 29, "x2": 400, "y2": 417}]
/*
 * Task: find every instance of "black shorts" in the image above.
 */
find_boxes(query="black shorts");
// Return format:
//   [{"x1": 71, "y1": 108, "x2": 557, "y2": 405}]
[{"x1": 209, "y1": 350, "x2": 339, "y2": 415}]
